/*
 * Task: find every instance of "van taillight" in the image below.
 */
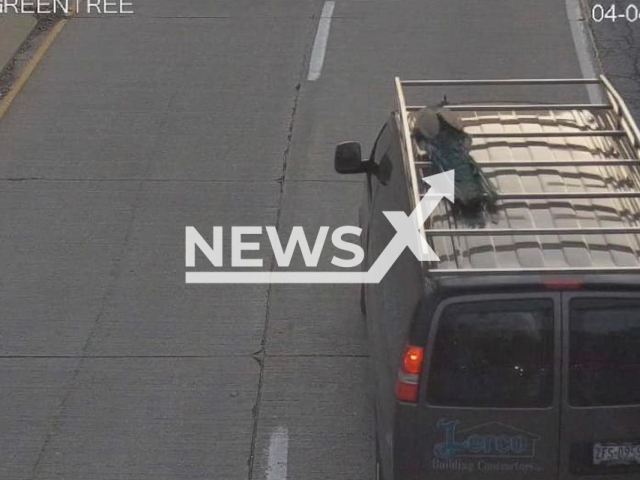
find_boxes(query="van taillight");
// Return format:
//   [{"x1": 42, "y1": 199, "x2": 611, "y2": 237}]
[{"x1": 395, "y1": 345, "x2": 424, "y2": 403}]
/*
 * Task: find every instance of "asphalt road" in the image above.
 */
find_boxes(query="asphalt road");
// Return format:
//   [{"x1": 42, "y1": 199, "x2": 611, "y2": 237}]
[{"x1": 0, "y1": 1, "x2": 595, "y2": 479}]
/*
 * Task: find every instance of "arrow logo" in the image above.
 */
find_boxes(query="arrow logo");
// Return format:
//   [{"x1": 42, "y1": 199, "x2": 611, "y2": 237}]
[
  {"x1": 365, "y1": 169, "x2": 454, "y2": 283},
  {"x1": 186, "y1": 170, "x2": 455, "y2": 284}
]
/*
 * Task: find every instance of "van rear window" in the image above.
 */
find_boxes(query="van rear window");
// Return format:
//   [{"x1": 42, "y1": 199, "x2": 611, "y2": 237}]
[
  {"x1": 570, "y1": 299, "x2": 640, "y2": 407},
  {"x1": 426, "y1": 300, "x2": 554, "y2": 408}
]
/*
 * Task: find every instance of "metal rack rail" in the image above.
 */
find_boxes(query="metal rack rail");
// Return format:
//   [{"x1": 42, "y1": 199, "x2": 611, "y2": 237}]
[
  {"x1": 394, "y1": 75, "x2": 640, "y2": 276},
  {"x1": 416, "y1": 159, "x2": 640, "y2": 167},
  {"x1": 407, "y1": 103, "x2": 612, "y2": 112}
]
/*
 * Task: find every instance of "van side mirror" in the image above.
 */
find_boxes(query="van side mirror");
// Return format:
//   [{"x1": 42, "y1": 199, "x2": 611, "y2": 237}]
[{"x1": 334, "y1": 141, "x2": 366, "y2": 174}]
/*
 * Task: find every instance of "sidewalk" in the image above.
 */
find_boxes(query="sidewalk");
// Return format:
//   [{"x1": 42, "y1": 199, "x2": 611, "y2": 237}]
[{"x1": 0, "y1": 13, "x2": 36, "y2": 73}]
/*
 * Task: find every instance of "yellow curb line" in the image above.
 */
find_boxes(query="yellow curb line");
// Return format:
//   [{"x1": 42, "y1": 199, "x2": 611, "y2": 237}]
[{"x1": 0, "y1": 15, "x2": 71, "y2": 121}]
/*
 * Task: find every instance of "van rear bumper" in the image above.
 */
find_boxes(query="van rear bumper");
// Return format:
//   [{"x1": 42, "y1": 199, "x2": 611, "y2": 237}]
[{"x1": 393, "y1": 402, "x2": 423, "y2": 480}]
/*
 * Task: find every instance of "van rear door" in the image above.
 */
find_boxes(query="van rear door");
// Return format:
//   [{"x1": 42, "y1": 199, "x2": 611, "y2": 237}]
[
  {"x1": 560, "y1": 293, "x2": 640, "y2": 479},
  {"x1": 416, "y1": 294, "x2": 561, "y2": 479}
]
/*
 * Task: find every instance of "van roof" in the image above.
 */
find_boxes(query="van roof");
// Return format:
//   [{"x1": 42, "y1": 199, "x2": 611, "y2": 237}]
[{"x1": 395, "y1": 76, "x2": 640, "y2": 277}]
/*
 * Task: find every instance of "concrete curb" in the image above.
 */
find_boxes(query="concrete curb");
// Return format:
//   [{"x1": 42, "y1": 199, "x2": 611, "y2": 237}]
[
  {"x1": 0, "y1": 13, "x2": 37, "y2": 74},
  {"x1": 0, "y1": 14, "x2": 69, "y2": 120},
  {"x1": 576, "y1": 0, "x2": 605, "y2": 74}
]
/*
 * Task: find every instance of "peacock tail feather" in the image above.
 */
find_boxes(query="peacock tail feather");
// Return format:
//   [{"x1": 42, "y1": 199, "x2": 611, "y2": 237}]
[{"x1": 414, "y1": 108, "x2": 498, "y2": 211}]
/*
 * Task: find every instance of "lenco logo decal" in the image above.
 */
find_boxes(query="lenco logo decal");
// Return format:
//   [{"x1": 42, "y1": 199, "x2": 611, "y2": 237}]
[{"x1": 185, "y1": 170, "x2": 454, "y2": 284}]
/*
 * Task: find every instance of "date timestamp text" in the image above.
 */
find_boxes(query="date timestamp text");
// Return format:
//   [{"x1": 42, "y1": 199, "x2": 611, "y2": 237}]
[{"x1": 592, "y1": 3, "x2": 640, "y2": 21}]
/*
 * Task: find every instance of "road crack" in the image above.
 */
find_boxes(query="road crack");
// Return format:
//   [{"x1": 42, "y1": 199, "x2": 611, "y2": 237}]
[{"x1": 245, "y1": 4, "x2": 323, "y2": 479}]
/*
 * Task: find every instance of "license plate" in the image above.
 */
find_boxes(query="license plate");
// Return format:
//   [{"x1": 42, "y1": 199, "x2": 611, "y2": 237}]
[{"x1": 593, "y1": 443, "x2": 640, "y2": 466}]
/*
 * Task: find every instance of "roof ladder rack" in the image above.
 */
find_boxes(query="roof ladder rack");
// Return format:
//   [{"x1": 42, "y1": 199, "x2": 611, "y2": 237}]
[{"x1": 395, "y1": 76, "x2": 640, "y2": 275}]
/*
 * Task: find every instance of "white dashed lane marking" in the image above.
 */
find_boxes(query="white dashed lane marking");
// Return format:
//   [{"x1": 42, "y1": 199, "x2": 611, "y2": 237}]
[
  {"x1": 308, "y1": 1, "x2": 336, "y2": 81},
  {"x1": 266, "y1": 426, "x2": 289, "y2": 480}
]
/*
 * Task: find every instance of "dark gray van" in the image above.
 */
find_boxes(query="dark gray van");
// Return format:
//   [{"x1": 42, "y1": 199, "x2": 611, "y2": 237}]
[{"x1": 335, "y1": 77, "x2": 640, "y2": 480}]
